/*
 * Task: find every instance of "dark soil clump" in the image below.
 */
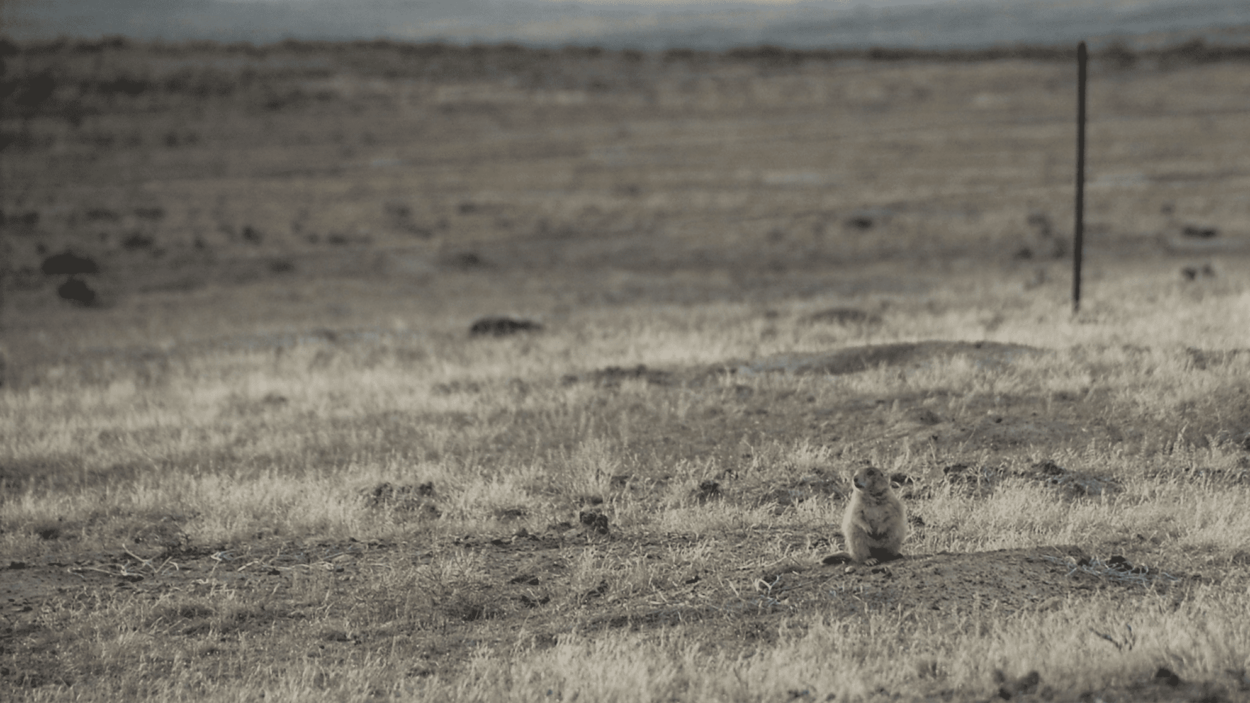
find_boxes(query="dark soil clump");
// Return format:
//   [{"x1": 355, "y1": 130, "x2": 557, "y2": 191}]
[
  {"x1": 57, "y1": 277, "x2": 97, "y2": 306},
  {"x1": 469, "y1": 316, "x2": 543, "y2": 336},
  {"x1": 578, "y1": 510, "x2": 610, "y2": 535},
  {"x1": 41, "y1": 250, "x2": 99, "y2": 276}
]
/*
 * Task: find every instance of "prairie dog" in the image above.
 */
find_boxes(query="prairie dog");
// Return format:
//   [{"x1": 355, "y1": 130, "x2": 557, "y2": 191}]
[{"x1": 841, "y1": 465, "x2": 907, "y2": 565}]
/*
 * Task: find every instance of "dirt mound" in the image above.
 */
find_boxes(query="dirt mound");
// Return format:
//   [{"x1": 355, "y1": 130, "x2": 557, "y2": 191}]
[
  {"x1": 736, "y1": 340, "x2": 1045, "y2": 377},
  {"x1": 580, "y1": 543, "x2": 1183, "y2": 640},
  {"x1": 777, "y1": 545, "x2": 1179, "y2": 617},
  {"x1": 588, "y1": 545, "x2": 1184, "y2": 631},
  {"x1": 0, "y1": 532, "x2": 1188, "y2": 699}
]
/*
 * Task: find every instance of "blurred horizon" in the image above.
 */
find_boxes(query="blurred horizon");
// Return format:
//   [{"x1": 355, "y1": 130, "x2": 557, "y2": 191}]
[{"x1": 4, "y1": 0, "x2": 1250, "y2": 50}]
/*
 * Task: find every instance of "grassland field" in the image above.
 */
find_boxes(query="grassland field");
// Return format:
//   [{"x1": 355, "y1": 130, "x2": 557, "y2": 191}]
[{"x1": 1, "y1": 38, "x2": 1250, "y2": 701}]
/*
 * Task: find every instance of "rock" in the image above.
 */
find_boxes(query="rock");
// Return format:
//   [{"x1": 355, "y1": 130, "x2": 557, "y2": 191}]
[
  {"x1": 693, "y1": 480, "x2": 721, "y2": 502},
  {"x1": 1153, "y1": 667, "x2": 1182, "y2": 687},
  {"x1": 1181, "y1": 225, "x2": 1218, "y2": 239},
  {"x1": 57, "y1": 277, "x2": 97, "y2": 306},
  {"x1": 845, "y1": 215, "x2": 874, "y2": 230},
  {"x1": 469, "y1": 316, "x2": 543, "y2": 337},
  {"x1": 41, "y1": 251, "x2": 99, "y2": 276},
  {"x1": 578, "y1": 510, "x2": 610, "y2": 535},
  {"x1": 994, "y1": 669, "x2": 1041, "y2": 699},
  {"x1": 1181, "y1": 264, "x2": 1215, "y2": 281},
  {"x1": 445, "y1": 251, "x2": 486, "y2": 269}
]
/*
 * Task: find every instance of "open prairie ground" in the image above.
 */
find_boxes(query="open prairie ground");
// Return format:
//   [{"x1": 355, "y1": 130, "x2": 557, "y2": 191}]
[{"x1": 2, "y1": 40, "x2": 1250, "y2": 701}]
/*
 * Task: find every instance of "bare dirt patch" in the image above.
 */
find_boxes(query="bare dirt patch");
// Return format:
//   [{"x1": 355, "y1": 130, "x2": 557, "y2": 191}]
[
  {"x1": 736, "y1": 341, "x2": 1046, "y2": 377},
  {"x1": 0, "y1": 535, "x2": 1184, "y2": 689}
]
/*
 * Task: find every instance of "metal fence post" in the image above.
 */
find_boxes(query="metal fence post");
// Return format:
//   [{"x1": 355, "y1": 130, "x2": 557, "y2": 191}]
[{"x1": 1073, "y1": 41, "x2": 1087, "y2": 313}]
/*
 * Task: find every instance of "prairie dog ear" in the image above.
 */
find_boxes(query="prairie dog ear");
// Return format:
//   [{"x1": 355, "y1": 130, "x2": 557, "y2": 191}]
[{"x1": 845, "y1": 461, "x2": 872, "y2": 485}]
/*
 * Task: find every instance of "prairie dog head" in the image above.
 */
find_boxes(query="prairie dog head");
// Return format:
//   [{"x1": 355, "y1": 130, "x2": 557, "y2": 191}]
[{"x1": 851, "y1": 466, "x2": 893, "y2": 497}]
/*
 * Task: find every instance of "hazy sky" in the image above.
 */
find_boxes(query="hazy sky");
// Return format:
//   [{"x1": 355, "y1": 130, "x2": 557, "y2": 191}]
[{"x1": 5, "y1": 0, "x2": 1248, "y2": 48}]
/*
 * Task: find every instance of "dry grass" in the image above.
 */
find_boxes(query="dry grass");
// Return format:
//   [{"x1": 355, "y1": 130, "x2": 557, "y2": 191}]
[
  {"x1": 3, "y1": 263, "x2": 1248, "y2": 556},
  {"x1": 3, "y1": 40, "x2": 1250, "y2": 701},
  {"x1": 4, "y1": 260, "x2": 1250, "y2": 701}
]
